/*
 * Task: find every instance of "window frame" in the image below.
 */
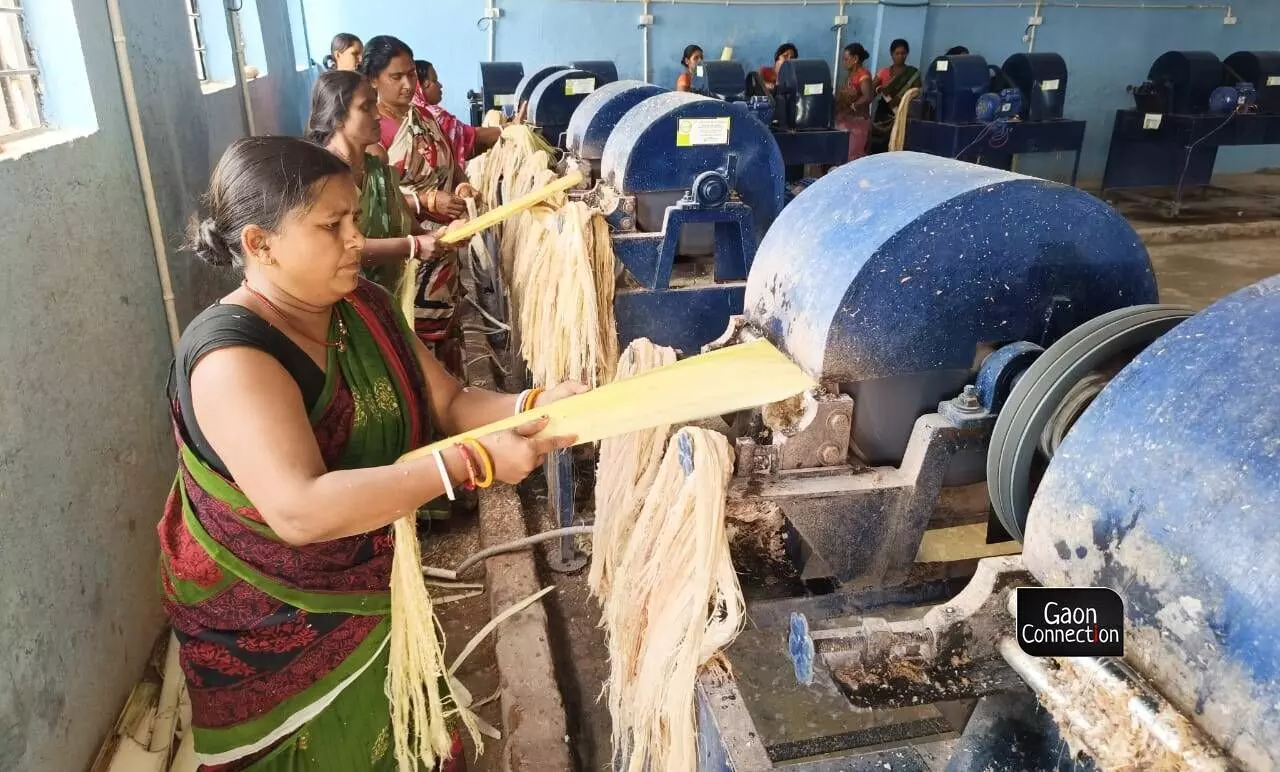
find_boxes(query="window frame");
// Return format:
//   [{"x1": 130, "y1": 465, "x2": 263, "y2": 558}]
[
  {"x1": 0, "y1": 1, "x2": 46, "y2": 142},
  {"x1": 185, "y1": 0, "x2": 210, "y2": 82}
]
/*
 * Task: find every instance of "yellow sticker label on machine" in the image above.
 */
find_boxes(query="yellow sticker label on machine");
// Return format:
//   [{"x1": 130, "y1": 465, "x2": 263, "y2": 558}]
[
  {"x1": 565, "y1": 78, "x2": 597, "y2": 96},
  {"x1": 676, "y1": 117, "x2": 731, "y2": 147},
  {"x1": 804, "y1": 83, "x2": 825, "y2": 96}
]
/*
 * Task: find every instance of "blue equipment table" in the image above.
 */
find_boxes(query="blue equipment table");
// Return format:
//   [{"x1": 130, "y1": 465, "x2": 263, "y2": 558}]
[
  {"x1": 904, "y1": 117, "x2": 1087, "y2": 185},
  {"x1": 1101, "y1": 109, "x2": 1280, "y2": 194}
]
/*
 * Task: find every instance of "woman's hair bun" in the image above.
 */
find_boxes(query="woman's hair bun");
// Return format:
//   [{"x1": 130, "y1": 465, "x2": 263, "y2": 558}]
[{"x1": 190, "y1": 216, "x2": 235, "y2": 267}]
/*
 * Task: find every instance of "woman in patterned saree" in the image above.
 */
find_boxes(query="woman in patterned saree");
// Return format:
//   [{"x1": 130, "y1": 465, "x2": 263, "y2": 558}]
[
  {"x1": 411, "y1": 59, "x2": 522, "y2": 167},
  {"x1": 307, "y1": 69, "x2": 448, "y2": 297},
  {"x1": 361, "y1": 36, "x2": 469, "y2": 374},
  {"x1": 160, "y1": 136, "x2": 584, "y2": 771}
]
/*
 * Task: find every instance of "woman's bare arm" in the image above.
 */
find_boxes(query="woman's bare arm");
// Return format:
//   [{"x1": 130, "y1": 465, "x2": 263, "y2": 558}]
[
  {"x1": 361, "y1": 237, "x2": 412, "y2": 266},
  {"x1": 190, "y1": 347, "x2": 468, "y2": 546},
  {"x1": 854, "y1": 77, "x2": 874, "y2": 110},
  {"x1": 410, "y1": 335, "x2": 521, "y2": 435}
]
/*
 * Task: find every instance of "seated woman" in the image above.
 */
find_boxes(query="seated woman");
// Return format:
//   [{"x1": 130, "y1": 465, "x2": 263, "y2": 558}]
[
  {"x1": 675, "y1": 45, "x2": 704, "y2": 92},
  {"x1": 412, "y1": 59, "x2": 516, "y2": 167},
  {"x1": 870, "y1": 38, "x2": 920, "y2": 153},
  {"x1": 307, "y1": 69, "x2": 448, "y2": 298},
  {"x1": 360, "y1": 36, "x2": 470, "y2": 371},
  {"x1": 760, "y1": 42, "x2": 798, "y2": 92},
  {"x1": 835, "y1": 43, "x2": 874, "y2": 162},
  {"x1": 161, "y1": 135, "x2": 584, "y2": 772},
  {"x1": 322, "y1": 32, "x2": 362, "y2": 71}
]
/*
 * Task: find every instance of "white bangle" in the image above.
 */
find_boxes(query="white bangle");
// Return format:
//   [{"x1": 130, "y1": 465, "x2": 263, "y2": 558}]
[
  {"x1": 432, "y1": 449, "x2": 456, "y2": 501},
  {"x1": 514, "y1": 390, "x2": 531, "y2": 416},
  {"x1": 412, "y1": 194, "x2": 422, "y2": 215},
  {"x1": 407, "y1": 235, "x2": 418, "y2": 261}
]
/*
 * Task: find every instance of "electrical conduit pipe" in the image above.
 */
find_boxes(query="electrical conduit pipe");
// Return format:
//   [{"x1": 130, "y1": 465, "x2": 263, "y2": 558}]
[{"x1": 105, "y1": 0, "x2": 181, "y2": 351}]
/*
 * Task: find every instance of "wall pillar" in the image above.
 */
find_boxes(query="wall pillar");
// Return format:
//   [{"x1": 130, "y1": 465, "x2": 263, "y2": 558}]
[{"x1": 870, "y1": 2, "x2": 929, "y2": 72}]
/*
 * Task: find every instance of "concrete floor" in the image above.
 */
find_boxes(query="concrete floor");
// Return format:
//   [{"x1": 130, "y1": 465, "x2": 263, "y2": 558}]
[
  {"x1": 1148, "y1": 237, "x2": 1278, "y2": 309},
  {"x1": 432, "y1": 203, "x2": 1279, "y2": 770}
]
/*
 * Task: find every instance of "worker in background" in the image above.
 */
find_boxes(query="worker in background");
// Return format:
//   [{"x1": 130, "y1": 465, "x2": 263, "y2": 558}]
[
  {"x1": 760, "y1": 42, "x2": 799, "y2": 93},
  {"x1": 361, "y1": 36, "x2": 470, "y2": 373},
  {"x1": 412, "y1": 59, "x2": 522, "y2": 167},
  {"x1": 306, "y1": 69, "x2": 450, "y2": 296},
  {"x1": 162, "y1": 135, "x2": 584, "y2": 772},
  {"x1": 835, "y1": 43, "x2": 874, "y2": 162},
  {"x1": 322, "y1": 32, "x2": 362, "y2": 71},
  {"x1": 676, "y1": 45, "x2": 704, "y2": 92},
  {"x1": 870, "y1": 38, "x2": 920, "y2": 154}
]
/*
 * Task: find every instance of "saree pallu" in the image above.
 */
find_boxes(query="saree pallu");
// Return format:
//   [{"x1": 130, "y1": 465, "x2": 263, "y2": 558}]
[
  {"x1": 158, "y1": 280, "x2": 455, "y2": 771},
  {"x1": 412, "y1": 88, "x2": 478, "y2": 167},
  {"x1": 359, "y1": 153, "x2": 417, "y2": 296},
  {"x1": 381, "y1": 108, "x2": 463, "y2": 352},
  {"x1": 872, "y1": 66, "x2": 920, "y2": 133},
  {"x1": 379, "y1": 107, "x2": 459, "y2": 209}
]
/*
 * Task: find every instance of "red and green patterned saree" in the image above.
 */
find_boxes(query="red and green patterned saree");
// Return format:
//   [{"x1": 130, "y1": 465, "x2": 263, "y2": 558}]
[{"x1": 158, "y1": 280, "x2": 461, "y2": 771}]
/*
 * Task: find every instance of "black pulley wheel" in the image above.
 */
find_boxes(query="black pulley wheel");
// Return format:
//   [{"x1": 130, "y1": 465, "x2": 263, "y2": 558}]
[{"x1": 987, "y1": 305, "x2": 1194, "y2": 541}]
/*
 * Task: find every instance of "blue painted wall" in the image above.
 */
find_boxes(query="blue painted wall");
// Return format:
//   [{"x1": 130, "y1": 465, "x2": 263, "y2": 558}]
[
  {"x1": 303, "y1": 0, "x2": 1280, "y2": 180},
  {"x1": 922, "y1": 0, "x2": 1280, "y2": 179},
  {"x1": 301, "y1": 0, "x2": 879, "y2": 117},
  {"x1": 0, "y1": 1, "x2": 313, "y2": 769}
]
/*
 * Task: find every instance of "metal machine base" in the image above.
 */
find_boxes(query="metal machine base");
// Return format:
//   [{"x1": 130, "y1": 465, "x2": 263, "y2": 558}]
[
  {"x1": 1100, "y1": 109, "x2": 1280, "y2": 216},
  {"x1": 770, "y1": 128, "x2": 850, "y2": 168},
  {"x1": 905, "y1": 119, "x2": 1087, "y2": 185},
  {"x1": 697, "y1": 557, "x2": 1034, "y2": 770},
  {"x1": 734, "y1": 396, "x2": 998, "y2": 590},
  {"x1": 610, "y1": 200, "x2": 759, "y2": 354}
]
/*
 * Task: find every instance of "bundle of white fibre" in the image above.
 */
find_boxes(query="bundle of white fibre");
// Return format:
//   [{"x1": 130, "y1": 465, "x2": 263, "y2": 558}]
[
  {"x1": 466, "y1": 124, "x2": 618, "y2": 387},
  {"x1": 589, "y1": 338, "x2": 678, "y2": 596},
  {"x1": 387, "y1": 517, "x2": 482, "y2": 770},
  {"x1": 599, "y1": 426, "x2": 745, "y2": 772},
  {"x1": 507, "y1": 201, "x2": 617, "y2": 387}
]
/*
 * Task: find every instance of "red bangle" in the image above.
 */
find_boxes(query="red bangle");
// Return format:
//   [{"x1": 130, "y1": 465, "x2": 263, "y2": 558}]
[{"x1": 456, "y1": 444, "x2": 479, "y2": 491}]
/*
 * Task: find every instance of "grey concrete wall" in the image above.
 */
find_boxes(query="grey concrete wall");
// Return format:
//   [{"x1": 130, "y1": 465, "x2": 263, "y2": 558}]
[{"x1": 0, "y1": 1, "x2": 313, "y2": 769}]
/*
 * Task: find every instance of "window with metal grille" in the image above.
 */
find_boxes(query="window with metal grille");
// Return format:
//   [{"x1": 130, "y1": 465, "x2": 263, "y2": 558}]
[
  {"x1": 186, "y1": 0, "x2": 209, "y2": 81},
  {"x1": 0, "y1": 0, "x2": 44, "y2": 139}
]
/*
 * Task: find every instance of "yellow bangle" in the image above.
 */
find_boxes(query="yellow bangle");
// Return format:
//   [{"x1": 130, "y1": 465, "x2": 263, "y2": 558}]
[
  {"x1": 464, "y1": 439, "x2": 495, "y2": 489},
  {"x1": 426, "y1": 189, "x2": 438, "y2": 213},
  {"x1": 523, "y1": 387, "x2": 544, "y2": 412}
]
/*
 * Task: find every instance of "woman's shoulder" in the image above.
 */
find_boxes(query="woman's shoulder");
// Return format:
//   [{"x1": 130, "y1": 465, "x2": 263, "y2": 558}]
[
  {"x1": 176, "y1": 302, "x2": 278, "y2": 375},
  {"x1": 676, "y1": 71, "x2": 692, "y2": 87}
]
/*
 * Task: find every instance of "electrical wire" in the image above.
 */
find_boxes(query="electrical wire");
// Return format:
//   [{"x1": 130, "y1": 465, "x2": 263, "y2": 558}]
[
  {"x1": 464, "y1": 294, "x2": 512, "y2": 331},
  {"x1": 1173, "y1": 107, "x2": 1239, "y2": 205},
  {"x1": 953, "y1": 119, "x2": 1010, "y2": 159},
  {"x1": 453, "y1": 526, "x2": 596, "y2": 576}
]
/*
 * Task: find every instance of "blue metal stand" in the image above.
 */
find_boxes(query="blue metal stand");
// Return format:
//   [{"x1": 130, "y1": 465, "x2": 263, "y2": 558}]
[
  {"x1": 610, "y1": 199, "x2": 758, "y2": 355},
  {"x1": 770, "y1": 129, "x2": 850, "y2": 168},
  {"x1": 905, "y1": 118, "x2": 1087, "y2": 185},
  {"x1": 1100, "y1": 109, "x2": 1280, "y2": 214},
  {"x1": 544, "y1": 449, "x2": 585, "y2": 573}
]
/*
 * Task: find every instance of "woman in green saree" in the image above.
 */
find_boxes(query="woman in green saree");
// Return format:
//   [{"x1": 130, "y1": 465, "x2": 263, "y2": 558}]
[
  {"x1": 306, "y1": 69, "x2": 446, "y2": 297},
  {"x1": 160, "y1": 136, "x2": 584, "y2": 771},
  {"x1": 870, "y1": 39, "x2": 921, "y2": 154}
]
